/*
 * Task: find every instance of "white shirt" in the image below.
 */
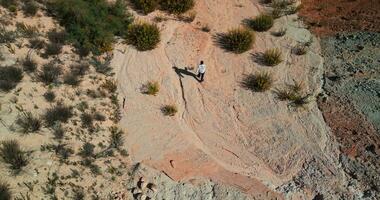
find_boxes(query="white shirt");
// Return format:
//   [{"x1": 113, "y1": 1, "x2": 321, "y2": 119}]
[{"x1": 197, "y1": 64, "x2": 206, "y2": 74}]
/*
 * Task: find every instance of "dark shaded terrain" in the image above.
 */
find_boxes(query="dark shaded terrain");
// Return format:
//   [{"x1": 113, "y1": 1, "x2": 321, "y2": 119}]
[{"x1": 318, "y1": 32, "x2": 380, "y2": 199}]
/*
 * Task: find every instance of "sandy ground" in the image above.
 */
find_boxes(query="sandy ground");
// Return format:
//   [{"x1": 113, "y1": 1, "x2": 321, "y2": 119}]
[{"x1": 113, "y1": 0, "x2": 341, "y2": 198}]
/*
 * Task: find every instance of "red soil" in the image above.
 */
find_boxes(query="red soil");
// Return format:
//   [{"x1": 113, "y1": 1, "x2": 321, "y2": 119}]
[
  {"x1": 317, "y1": 96, "x2": 380, "y2": 160},
  {"x1": 299, "y1": 0, "x2": 380, "y2": 36}
]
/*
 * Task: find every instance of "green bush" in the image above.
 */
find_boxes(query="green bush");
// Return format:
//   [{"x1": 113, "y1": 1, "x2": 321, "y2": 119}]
[
  {"x1": 0, "y1": 0, "x2": 18, "y2": 9},
  {"x1": 0, "y1": 181, "x2": 12, "y2": 200},
  {"x1": 101, "y1": 79, "x2": 117, "y2": 93},
  {"x1": 144, "y1": 81, "x2": 159, "y2": 95},
  {"x1": 248, "y1": 14, "x2": 274, "y2": 32},
  {"x1": 131, "y1": 0, "x2": 159, "y2": 14},
  {"x1": 242, "y1": 72, "x2": 273, "y2": 92},
  {"x1": 0, "y1": 140, "x2": 28, "y2": 172},
  {"x1": 47, "y1": 0, "x2": 133, "y2": 55},
  {"x1": 263, "y1": 48, "x2": 282, "y2": 66},
  {"x1": 22, "y1": 0, "x2": 39, "y2": 16},
  {"x1": 16, "y1": 111, "x2": 41, "y2": 134},
  {"x1": 44, "y1": 90, "x2": 56, "y2": 102},
  {"x1": 218, "y1": 28, "x2": 254, "y2": 54},
  {"x1": 161, "y1": 104, "x2": 177, "y2": 116},
  {"x1": 126, "y1": 22, "x2": 160, "y2": 51},
  {"x1": 44, "y1": 104, "x2": 73, "y2": 127},
  {"x1": 0, "y1": 66, "x2": 23, "y2": 92},
  {"x1": 160, "y1": 0, "x2": 195, "y2": 14},
  {"x1": 37, "y1": 62, "x2": 62, "y2": 85},
  {"x1": 22, "y1": 55, "x2": 37, "y2": 73}
]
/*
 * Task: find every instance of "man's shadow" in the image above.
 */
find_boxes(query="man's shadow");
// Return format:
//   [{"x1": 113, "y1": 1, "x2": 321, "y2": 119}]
[{"x1": 173, "y1": 66, "x2": 200, "y2": 82}]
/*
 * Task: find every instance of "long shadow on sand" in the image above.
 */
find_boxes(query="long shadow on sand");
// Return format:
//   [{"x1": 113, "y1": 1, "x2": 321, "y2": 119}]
[{"x1": 173, "y1": 66, "x2": 199, "y2": 82}]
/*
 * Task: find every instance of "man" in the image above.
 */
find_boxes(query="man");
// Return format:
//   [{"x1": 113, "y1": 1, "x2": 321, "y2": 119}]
[{"x1": 196, "y1": 61, "x2": 206, "y2": 82}]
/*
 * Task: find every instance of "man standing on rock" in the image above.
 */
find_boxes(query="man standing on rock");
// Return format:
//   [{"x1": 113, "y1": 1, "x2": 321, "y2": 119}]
[{"x1": 196, "y1": 61, "x2": 206, "y2": 82}]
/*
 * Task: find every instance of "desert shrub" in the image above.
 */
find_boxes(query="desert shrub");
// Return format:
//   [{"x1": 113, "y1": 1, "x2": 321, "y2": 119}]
[
  {"x1": 44, "y1": 42, "x2": 63, "y2": 57},
  {"x1": 126, "y1": 22, "x2": 160, "y2": 51},
  {"x1": 143, "y1": 81, "x2": 159, "y2": 95},
  {"x1": 109, "y1": 126, "x2": 124, "y2": 149},
  {"x1": 0, "y1": 0, "x2": 18, "y2": 9},
  {"x1": 16, "y1": 111, "x2": 41, "y2": 134},
  {"x1": 161, "y1": 104, "x2": 177, "y2": 116},
  {"x1": 63, "y1": 71, "x2": 80, "y2": 86},
  {"x1": 79, "y1": 142, "x2": 95, "y2": 158},
  {"x1": 160, "y1": 0, "x2": 195, "y2": 14},
  {"x1": 263, "y1": 48, "x2": 282, "y2": 66},
  {"x1": 242, "y1": 72, "x2": 273, "y2": 92},
  {"x1": 0, "y1": 181, "x2": 12, "y2": 200},
  {"x1": 91, "y1": 57, "x2": 113, "y2": 75},
  {"x1": 73, "y1": 188, "x2": 85, "y2": 200},
  {"x1": 94, "y1": 112, "x2": 106, "y2": 121},
  {"x1": 201, "y1": 25, "x2": 211, "y2": 32},
  {"x1": 80, "y1": 113, "x2": 93, "y2": 128},
  {"x1": 218, "y1": 28, "x2": 254, "y2": 54},
  {"x1": 101, "y1": 79, "x2": 117, "y2": 93},
  {"x1": 274, "y1": 81, "x2": 311, "y2": 107},
  {"x1": 179, "y1": 10, "x2": 196, "y2": 22},
  {"x1": 22, "y1": 0, "x2": 39, "y2": 16},
  {"x1": 0, "y1": 140, "x2": 28, "y2": 172},
  {"x1": 29, "y1": 37, "x2": 45, "y2": 49},
  {"x1": 22, "y1": 55, "x2": 37, "y2": 73},
  {"x1": 37, "y1": 62, "x2": 62, "y2": 85},
  {"x1": 43, "y1": 90, "x2": 56, "y2": 102},
  {"x1": 16, "y1": 23, "x2": 39, "y2": 38},
  {"x1": 47, "y1": 0, "x2": 133, "y2": 55},
  {"x1": 0, "y1": 26, "x2": 17, "y2": 44},
  {"x1": 293, "y1": 43, "x2": 308, "y2": 55},
  {"x1": 47, "y1": 29, "x2": 67, "y2": 44},
  {"x1": 51, "y1": 122, "x2": 65, "y2": 139},
  {"x1": 0, "y1": 66, "x2": 23, "y2": 92},
  {"x1": 131, "y1": 0, "x2": 159, "y2": 14},
  {"x1": 44, "y1": 104, "x2": 73, "y2": 127},
  {"x1": 248, "y1": 14, "x2": 274, "y2": 32},
  {"x1": 77, "y1": 101, "x2": 89, "y2": 112},
  {"x1": 70, "y1": 63, "x2": 89, "y2": 76}
]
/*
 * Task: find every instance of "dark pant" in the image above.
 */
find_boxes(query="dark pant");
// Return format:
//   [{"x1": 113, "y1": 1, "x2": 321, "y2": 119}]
[{"x1": 197, "y1": 72, "x2": 205, "y2": 82}]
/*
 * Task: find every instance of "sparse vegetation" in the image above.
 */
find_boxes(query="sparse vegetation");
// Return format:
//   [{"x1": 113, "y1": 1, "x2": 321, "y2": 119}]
[
  {"x1": 63, "y1": 71, "x2": 81, "y2": 86},
  {"x1": 37, "y1": 61, "x2": 62, "y2": 85},
  {"x1": 242, "y1": 72, "x2": 273, "y2": 92},
  {"x1": 79, "y1": 142, "x2": 95, "y2": 158},
  {"x1": 0, "y1": 181, "x2": 12, "y2": 200},
  {"x1": 44, "y1": 104, "x2": 73, "y2": 127},
  {"x1": 47, "y1": 0, "x2": 133, "y2": 54},
  {"x1": 109, "y1": 126, "x2": 124, "y2": 150},
  {"x1": 91, "y1": 57, "x2": 113, "y2": 75},
  {"x1": 143, "y1": 81, "x2": 159, "y2": 95},
  {"x1": 126, "y1": 22, "x2": 160, "y2": 51},
  {"x1": 101, "y1": 79, "x2": 117, "y2": 93},
  {"x1": 248, "y1": 14, "x2": 274, "y2": 32},
  {"x1": 16, "y1": 111, "x2": 41, "y2": 134},
  {"x1": 44, "y1": 42, "x2": 63, "y2": 57},
  {"x1": 161, "y1": 104, "x2": 178, "y2": 116},
  {"x1": 29, "y1": 37, "x2": 45, "y2": 49},
  {"x1": 22, "y1": 55, "x2": 37, "y2": 73},
  {"x1": 0, "y1": 66, "x2": 23, "y2": 92},
  {"x1": 0, "y1": 140, "x2": 28, "y2": 172},
  {"x1": 51, "y1": 122, "x2": 65, "y2": 139},
  {"x1": 70, "y1": 62, "x2": 90, "y2": 76},
  {"x1": 160, "y1": 0, "x2": 195, "y2": 14},
  {"x1": 131, "y1": 0, "x2": 159, "y2": 14},
  {"x1": 16, "y1": 23, "x2": 39, "y2": 38},
  {"x1": 43, "y1": 90, "x2": 56, "y2": 102},
  {"x1": 218, "y1": 28, "x2": 254, "y2": 54},
  {"x1": 0, "y1": 26, "x2": 17, "y2": 44},
  {"x1": 80, "y1": 112, "x2": 94, "y2": 129},
  {"x1": 274, "y1": 81, "x2": 311, "y2": 108},
  {"x1": 47, "y1": 29, "x2": 67, "y2": 44},
  {"x1": 263, "y1": 48, "x2": 283, "y2": 66}
]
